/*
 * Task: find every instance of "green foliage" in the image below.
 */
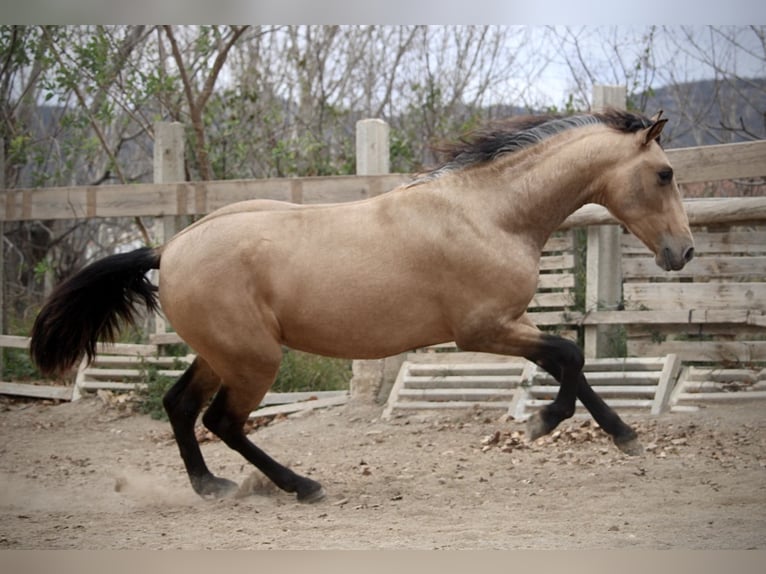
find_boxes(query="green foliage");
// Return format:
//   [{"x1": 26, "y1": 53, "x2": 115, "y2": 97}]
[
  {"x1": 272, "y1": 349, "x2": 351, "y2": 393},
  {"x1": 572, "y1": 227, "x2": 588, "y2": 313},
  {"x1": 2, "y1": 348, "x2": 41, "y2": 381}
]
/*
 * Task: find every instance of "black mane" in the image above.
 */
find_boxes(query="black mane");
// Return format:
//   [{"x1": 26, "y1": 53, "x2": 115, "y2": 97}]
[{"x1": 415, "y1": 108, "x2": 655, "y2": 183}]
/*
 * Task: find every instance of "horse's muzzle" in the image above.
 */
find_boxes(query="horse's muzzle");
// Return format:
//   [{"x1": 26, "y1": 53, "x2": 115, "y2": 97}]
[{"x1": 657, "y1": 244, "x2": 695, "y2": 271}]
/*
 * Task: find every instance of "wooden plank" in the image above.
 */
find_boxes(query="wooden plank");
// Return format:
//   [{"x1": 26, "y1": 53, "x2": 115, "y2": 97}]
[
  {"x1": 0, "y1": 335, "x2": 30, "y2": 349},
  {"x1": 525, "y1": 398, "x2": 654, "y2": 409},
  {"x1": 623, "y1": 283, "x2": 766, "y2": 312},
  {"x1": 622, "y1": 256, "x2": 766, "y2": 280},
  {"x1": 622, "y1": 230, "x2": 766, "y2": 255},
  {"x1": 529, "y1": 291, "x2": 575, "y2": 309},
  {"x1": 404, "y1": 377, "x2": 521, "y2": 389},
  {"x1": 89, "y1": 355, "x2": 194, "y2": 367},
  {"x1": 665, "y1": 140, "x2": 766, "y2": 184},
  {"x1": 651, "y1": 353, "x2": 682, "y2": 415},
  {"x1": 675, "y1": 390, "x2": 766, "y2": 402},
  {"x1": 407, "y1": 362, "x2": 526, "y2": 376},
  {"x1": 528, "y1": 385, "x2": 656, "y2": 396},
  {"x1": 381, "y1": 360, "x2": 411, "y2": 420},
  {"x1": 406, "y1": 351, "x2": 525, "y2": 364},
  {"x1": 387, "y1": 400, "x2": 511, "y2": 411},
  {"x1": 532, "y1": 371, "x2": 661, "y2": 384},
  {"x1": 79, "y1": 381, "x2": 144, "y2": 391},
  {"x1": 0, "y1": 174, "x2": 412, "y2": 221},
  {"x1": 260, "y1": 390, "x2": 348, "y2": 406},
  {"x1": 526, "y1": 310, "x2": 584, "y2": 326},
  {"x1": 581, "y1": 308, "x2": 766, "y2": 325},
  {"x1": 561, "y1": 197, "x2": 766, "y2": 229},
  {"x1": 628, "y1": 339, "x2": 766, "y2": 363},
  {"x1": 542, "y1": 234, "x2": 574, "y2": 252},
  {"x1": 537, "y1": 273, "x2": 575, "y2": 290},
  {"x1": 0, "y1": 381, "x2": 72, "y2": 400},
  {"x1": 149, "y1": 332, "x2": 185, "y2": 345},
  {"x1": 681, "y1": 381, "x2": 764, "y2": 393},
  {"x1": 249, "y1": 394, "x2": 348, "y2": 418},
  {"x1": 94, "y1": 342, "x2": 159, "y2": 356},
  {"x1": 539, "y1": 253, "x2": 575, "y2": 271},
  {"x1": 397, "y1": 388, "x2": 515, "y2": 401},
  {"x1": 683, "y1": 367, "x2": 764, "y2": 383}
]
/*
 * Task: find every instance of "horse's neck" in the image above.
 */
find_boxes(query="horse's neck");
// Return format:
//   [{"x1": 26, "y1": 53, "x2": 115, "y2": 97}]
[{"x1": 472, "y1": 129, "x2": 622, "y2": 249}]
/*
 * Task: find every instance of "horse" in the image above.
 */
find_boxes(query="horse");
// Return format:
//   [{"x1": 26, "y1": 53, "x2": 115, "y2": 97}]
[{"x1": 30, "y1": 108, "x2": 694, "y2": 503}]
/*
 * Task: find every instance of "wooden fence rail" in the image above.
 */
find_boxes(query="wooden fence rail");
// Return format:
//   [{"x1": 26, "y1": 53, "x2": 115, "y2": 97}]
[{"x1": 2, "y1": 142, "x2": 764, "y2": 224}]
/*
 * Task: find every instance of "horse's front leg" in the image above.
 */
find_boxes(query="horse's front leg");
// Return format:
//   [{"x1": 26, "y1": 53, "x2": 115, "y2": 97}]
[{"x1": 456, "y1": 314, "x2": 642, "y2": 454}]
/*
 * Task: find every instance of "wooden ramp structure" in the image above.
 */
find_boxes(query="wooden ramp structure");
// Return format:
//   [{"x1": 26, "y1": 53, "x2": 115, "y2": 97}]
[
  {"x1": 671, "y1": 365, "x2": 766, "y2": 409},
  {"x1": 382, "y1": 352, "x2": 684, "y2": 421},
  {"x1": 381, "y1": 353, "x2": 533, "y2": 420}
]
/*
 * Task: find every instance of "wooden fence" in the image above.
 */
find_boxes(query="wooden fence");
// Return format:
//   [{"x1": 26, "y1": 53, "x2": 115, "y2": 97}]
[{"x1": 1, "y1": 85, "x2": 766, "y2": 406}]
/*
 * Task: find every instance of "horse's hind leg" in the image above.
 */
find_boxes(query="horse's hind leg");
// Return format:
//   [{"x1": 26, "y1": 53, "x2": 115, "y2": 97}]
[
  {"x1": 162, "y1": 357, "x2": 238, "y2": 498},
  {"x1": 202, "y1": 376, "x2": 326, "y2": 503}
]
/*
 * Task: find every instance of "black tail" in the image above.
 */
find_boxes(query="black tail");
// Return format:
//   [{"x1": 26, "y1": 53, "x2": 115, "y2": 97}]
[{"x1": 30, "y1": 247, "x2": 161, "y2": 377}]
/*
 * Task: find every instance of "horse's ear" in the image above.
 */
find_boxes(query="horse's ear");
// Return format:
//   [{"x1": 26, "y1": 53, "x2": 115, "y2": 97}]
[
  {"x1": 649, "y1": 110, "x2": 664, "y2": 123},
  {"x1": 640, "y1": 117, "x2": 668, "y2": 146}
]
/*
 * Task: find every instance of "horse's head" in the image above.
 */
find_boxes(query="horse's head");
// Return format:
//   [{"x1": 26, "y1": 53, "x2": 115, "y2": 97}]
[{"x1": 598, "y1": 112, "x2": 694, "y2": 271}]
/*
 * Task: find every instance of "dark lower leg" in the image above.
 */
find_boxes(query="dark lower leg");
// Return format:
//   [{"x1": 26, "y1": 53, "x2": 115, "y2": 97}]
[
  {"x1": 163, "y1": 360, "x2": 237, "y2": 497},
  {"x1": 202, "y1": 388, "x2": 325, "y2": 502},
  {"x1": 576, "y1": 380, "x2": 642, "y2": 455},
  {"x1": 525, "y1": 334, "x2": 643, "y2": 454},
  {"x1": 525, "y1": 335, "x2": 582, "y2": 439}
]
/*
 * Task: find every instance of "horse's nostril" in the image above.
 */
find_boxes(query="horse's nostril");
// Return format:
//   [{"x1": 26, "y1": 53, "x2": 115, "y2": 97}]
[{"x1": 683, "y1": 246, "x2": 695, "y2": 263}]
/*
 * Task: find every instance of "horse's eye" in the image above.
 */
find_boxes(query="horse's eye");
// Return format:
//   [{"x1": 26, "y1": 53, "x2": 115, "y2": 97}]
[{"x1": 658, "y1": 169, "x2": 674, "y2": 185}]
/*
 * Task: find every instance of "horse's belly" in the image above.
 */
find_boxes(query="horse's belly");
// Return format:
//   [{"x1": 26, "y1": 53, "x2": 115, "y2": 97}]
[{"x1": 275, "y1": 289, "x2": 451, "y2": 359}]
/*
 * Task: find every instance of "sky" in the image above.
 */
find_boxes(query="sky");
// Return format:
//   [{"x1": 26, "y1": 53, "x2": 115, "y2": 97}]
[
  {"x1": 3, "y1": 0, "x2": 766, "y2": 26},
  {"x1": 526, "y1": 26, "x2": 766, "y2": 106}
]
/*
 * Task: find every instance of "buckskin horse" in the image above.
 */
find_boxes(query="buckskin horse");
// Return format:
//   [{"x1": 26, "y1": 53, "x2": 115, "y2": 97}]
[{"x1": 30, "y1": 109, "x2": 694, "y2": 502}]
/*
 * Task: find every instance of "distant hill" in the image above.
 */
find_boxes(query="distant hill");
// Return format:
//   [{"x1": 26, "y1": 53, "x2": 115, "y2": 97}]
[{"x1": 642, "y1": 77, "x2": 766, "y2": 148}]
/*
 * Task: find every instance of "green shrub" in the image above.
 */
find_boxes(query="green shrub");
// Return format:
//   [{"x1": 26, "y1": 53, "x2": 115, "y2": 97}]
[
  {"x1": 272, "y1": 349, "x2": 351, "y2": 393},
  {"x1": 2, "y1": 348, "x2": 42, "y2": 381}
]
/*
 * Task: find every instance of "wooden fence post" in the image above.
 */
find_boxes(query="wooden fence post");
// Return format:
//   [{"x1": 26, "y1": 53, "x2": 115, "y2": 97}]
[
  {"x1": 350, "y1": 119, "x2": 399, "y2": 403},
  {"x1": 584, "y1": 85, "x2": 627, "y2": 358},
  {"x1": 152, "y1": 122, "x2": 186, "y2": 337}
]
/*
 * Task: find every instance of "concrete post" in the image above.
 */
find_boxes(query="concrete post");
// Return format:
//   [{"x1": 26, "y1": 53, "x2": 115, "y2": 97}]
[{"x1": 355, "y1": 119, "x2": 390, "y2": 176}]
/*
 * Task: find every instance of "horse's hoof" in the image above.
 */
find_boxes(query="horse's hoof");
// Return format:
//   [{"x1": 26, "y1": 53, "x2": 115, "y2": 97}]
[
  {"x1": 297, "y1": 484, "x2": 326, "y2": 504},
  {"x1": 192, "y1": 475, "x2": 239, "y2": 499},
  {"x1": 526, "y1": 412, "x2": 551, "y2": 442},
  {"x1": 614, "y1": 435, "x2": 644, "y2": 456}
]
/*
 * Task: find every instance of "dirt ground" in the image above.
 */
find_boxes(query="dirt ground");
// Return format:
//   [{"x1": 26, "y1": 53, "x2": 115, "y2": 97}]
[{"x1": 0, "y1": 393, "x2": 764, "y2": 550}]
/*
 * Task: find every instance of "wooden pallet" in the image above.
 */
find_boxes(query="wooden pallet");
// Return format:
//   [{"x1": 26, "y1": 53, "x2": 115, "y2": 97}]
[{"x1": 383, "y1": 354, "x2": 683, "y2": 421}]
